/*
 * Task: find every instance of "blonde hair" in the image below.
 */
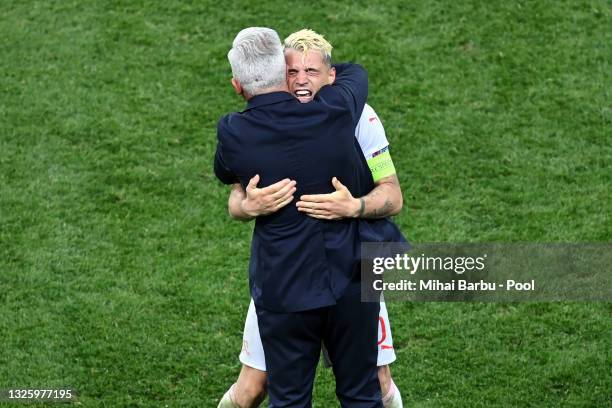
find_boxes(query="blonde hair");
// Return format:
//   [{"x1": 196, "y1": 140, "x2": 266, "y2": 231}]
[{"x1": 283, "y1": 29, "x2": 333, "y2": 67}]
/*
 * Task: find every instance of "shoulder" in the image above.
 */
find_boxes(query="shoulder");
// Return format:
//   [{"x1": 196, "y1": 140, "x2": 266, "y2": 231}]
[
  {"x1": 356, "y1": 104, "x2": 386, "y2": 136},
  {"x1": 362, "y1": 103, "x2": 376, "y2": 118},
  {"x1": 355, "y1": 104, "x2": 390, "y2": 157},
  {"x1": 357, "y1": 104, "x2": 382, "y2": 126},
  {"x1": 217, "y1": 111, "x2": 245, "y2": 141},
  {"x1": 217, "y1": 112, "x2": 234, "y2": 130}
]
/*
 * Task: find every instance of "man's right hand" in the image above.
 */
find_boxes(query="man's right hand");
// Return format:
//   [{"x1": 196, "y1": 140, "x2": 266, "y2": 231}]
[{"x1": 233, "y1": 174, "x2": 297, "y2": 219}]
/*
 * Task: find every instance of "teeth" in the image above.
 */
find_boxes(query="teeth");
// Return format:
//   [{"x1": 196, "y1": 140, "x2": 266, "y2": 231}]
[{"x1": 296, "y1": 90, "x2": 311, "y2": 96}]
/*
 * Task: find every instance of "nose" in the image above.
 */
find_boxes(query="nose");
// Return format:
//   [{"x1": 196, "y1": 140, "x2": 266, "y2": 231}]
[{"x1": 296, "y1": 70, "x2": 308, "y2": 85}]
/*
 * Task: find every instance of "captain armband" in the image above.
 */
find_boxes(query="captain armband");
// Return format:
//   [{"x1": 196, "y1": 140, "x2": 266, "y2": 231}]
[{"x1": 366, "y1": 147, "x2": 396, "y2": 182}]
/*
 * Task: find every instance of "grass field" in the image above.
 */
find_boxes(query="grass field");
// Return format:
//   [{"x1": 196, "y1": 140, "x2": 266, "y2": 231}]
[{"x1": 1, "y1": 0, "x2": 610, "y2": 406}]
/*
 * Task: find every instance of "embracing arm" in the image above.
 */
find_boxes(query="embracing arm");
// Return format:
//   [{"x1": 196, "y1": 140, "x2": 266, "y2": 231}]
[
  {"x1": 228, "y1": 175, "x2": 297, "y2": 221},
  {"x1": 295, "y1": 174, "x2": 402, "y2": 220},
  {"x1": 321, "y1": 63, "x2": 368, "y2": 126},
  {"x1": 360, "y1": 174, "x2": 403, "y2": 218},
  {"x1": 228, "y1": 183, "x2": 254, "y2": 221}
]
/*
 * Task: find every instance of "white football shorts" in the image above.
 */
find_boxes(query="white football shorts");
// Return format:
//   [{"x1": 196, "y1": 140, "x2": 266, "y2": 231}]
[{"x1": 239, "y1": 299, "x2": 396, "y2": 371}]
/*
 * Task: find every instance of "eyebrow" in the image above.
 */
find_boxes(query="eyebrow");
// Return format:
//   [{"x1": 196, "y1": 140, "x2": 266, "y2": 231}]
[{"x1": 287, "y1": 66, "x2": 321, "y2": 72}]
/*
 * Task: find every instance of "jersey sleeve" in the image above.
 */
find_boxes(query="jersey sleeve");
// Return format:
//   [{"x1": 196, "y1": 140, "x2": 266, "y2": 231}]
[{"x1": 354, "y1": 104, "x2": 397, "y2": 182}]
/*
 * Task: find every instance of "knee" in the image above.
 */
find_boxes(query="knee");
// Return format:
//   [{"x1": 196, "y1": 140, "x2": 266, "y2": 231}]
[
  {"x1": 236, "y1": 382, "x2": 266, "y2": 406},
  {"x1": 234, "y1": 367, "x2": 267, "y2": 408}
]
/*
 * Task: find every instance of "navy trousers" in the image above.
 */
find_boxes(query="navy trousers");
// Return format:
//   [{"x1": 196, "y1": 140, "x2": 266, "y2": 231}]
[{"x1": 256, "y1": 284, "x2": 382, "y2": 408}]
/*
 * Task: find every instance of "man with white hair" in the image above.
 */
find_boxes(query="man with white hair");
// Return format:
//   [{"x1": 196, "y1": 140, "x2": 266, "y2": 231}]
[
  {"x1": 214, "y1": 27, "x2": 394, "y2": 407},
  {"x1": 218, "y1": 29, "x2": 405, "y2": 408}
]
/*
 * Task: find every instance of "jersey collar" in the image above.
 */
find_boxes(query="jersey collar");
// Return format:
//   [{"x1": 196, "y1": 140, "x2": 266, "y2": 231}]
[{"x1": 243, "y1": 92, "x2": 296, "y2": 112}]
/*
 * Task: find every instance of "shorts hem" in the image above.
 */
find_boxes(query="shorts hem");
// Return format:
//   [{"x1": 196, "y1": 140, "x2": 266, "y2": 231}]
[
  {"x1": 377, "y1": 354, "x2": 397, "y2": 367},
  {"x1": 239, "y1": 354, "x2": 267, "y2": 372}
]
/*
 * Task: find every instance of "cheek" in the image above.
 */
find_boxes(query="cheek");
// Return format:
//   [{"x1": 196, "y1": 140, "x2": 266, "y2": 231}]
[{"x1": 311, "y1": 79, "x2": 325, "y2": 90}]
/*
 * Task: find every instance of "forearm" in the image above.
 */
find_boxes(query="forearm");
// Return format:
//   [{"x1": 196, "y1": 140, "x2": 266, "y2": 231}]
[
  {"x1": 359, "y1": 175, "x2": 403, "y2": 218},
  {"x1": 228, "y1": 183, "x2": 254, "y2": 221},
  {"x1": 295, "y1": 175, "x2": 402, "y2": 220}
]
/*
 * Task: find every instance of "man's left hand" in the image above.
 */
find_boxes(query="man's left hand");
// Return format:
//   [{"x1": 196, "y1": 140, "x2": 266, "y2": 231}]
[{"x1": 296, "y1": 177, "x2": 360, "y2": 219}]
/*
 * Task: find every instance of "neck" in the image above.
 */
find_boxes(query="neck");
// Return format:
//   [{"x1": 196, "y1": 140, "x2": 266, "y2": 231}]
[{"x1": 245, "y1": 83, "x2": 290, "y2": 100}]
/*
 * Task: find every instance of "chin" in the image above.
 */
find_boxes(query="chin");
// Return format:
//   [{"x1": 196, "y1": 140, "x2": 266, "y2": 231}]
[{"x1": 297, "y1": 96, "x2": 313, "y2": 103}]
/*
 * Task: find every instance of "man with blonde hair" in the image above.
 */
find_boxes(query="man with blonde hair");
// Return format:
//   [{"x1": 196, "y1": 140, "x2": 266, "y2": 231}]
[{"x1": 218, "y1": 29, "x2": 405, "y2": 408}]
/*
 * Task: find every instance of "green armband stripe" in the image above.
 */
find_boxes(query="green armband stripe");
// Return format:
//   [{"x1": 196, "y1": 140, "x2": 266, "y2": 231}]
[{"x1": 366, "y1": 151, "x2": 396, "y2": 182}]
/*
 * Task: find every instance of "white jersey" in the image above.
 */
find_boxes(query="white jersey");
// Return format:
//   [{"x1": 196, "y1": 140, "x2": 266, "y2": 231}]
[
  {"x1": 355, "y1": 103, "x2": 390, "y2": 159},
  {"x1": 238, "y1": 105, "x2": 397, "y2": 370}
]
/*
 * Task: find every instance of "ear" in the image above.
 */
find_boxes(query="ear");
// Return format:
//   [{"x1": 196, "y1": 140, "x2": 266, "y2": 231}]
[
  {"x1": 328, "y1": 66, "x2": 336, "y2": 85},
  {"x1": 231, "y1": 78, "x2": 243, "y2": 96}
]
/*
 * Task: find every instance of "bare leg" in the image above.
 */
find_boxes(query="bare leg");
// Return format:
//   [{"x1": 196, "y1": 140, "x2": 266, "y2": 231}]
[
  {"x1": 378, "y1": 365, "x2": 403, "y2": 408},
  {"x1": 218, "y1": 365, "x2": 267, "y2": 408},
  {"x1": 378, "y1": 365, "x2": 392, "y2": 396},
  {"x1": 233, "y1": 365, "x2": 267, "y2": 408}
]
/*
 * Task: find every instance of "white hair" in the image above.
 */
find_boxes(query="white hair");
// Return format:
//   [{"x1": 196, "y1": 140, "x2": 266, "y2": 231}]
[{"x1": 228, "y1": 27, "x2": 287, "y2": 96}]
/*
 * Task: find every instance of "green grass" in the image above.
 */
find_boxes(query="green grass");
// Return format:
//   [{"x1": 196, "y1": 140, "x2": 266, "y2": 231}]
[{"x1": 1, "y1": 0, "x2": 610, "y2": 406}]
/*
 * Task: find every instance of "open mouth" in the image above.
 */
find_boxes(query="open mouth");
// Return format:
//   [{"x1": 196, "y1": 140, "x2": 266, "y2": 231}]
[{"x1": 294, "y1": 89, "x2": 312, "y2": 98}]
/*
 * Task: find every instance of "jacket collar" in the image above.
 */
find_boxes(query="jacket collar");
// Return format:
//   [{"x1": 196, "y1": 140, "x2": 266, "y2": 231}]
[{"x1": 243, "y1": 92, "x2": 296, "y2": 112}]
